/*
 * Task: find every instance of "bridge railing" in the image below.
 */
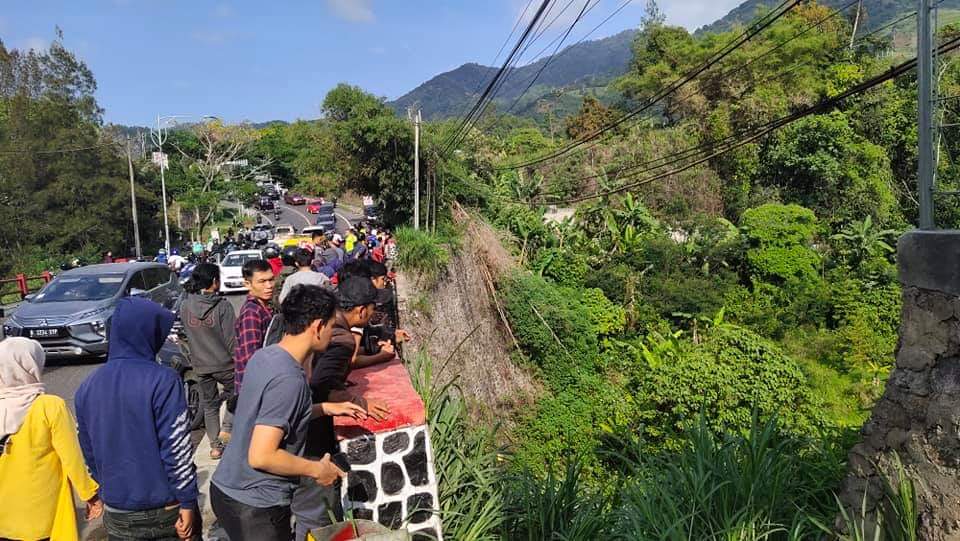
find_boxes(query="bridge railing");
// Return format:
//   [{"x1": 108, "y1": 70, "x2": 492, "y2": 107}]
[{"x1": 0, "y1": 272, "x2": 53, "y2": 305}]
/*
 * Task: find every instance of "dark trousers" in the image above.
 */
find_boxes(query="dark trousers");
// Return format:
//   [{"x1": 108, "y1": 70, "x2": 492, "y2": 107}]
[
  {"x1": 103, "y1": 506, "x2": 180, "y2": 541},
  {"x1": 197, "y1": 369, "x2": 235, "y2": 444},
  {"x1": 291, "y1": 472, "x2": 342, "y2": 541},
  {"x1": 210, "y1": 482, "x2": 291, "y2": 541}
]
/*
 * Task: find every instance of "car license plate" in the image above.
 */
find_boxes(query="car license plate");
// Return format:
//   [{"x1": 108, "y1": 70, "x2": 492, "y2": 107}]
[{"x1": 29, "y1": 328, "x2": 61, "y2": 338}]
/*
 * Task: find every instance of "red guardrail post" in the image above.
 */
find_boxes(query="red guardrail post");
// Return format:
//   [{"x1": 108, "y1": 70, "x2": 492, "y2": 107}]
[
  {"x1": 15, "y1": 273, "x2": 28, "y2": 298},
  {"x1": 41, "y1": 271, "x2": 52, "y2": 283}
]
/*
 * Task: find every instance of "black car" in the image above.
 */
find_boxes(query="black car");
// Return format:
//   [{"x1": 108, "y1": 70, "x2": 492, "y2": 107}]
[
  {"x1": 363, "y1": 204, "x2": 380, "y2": 225},
  {"x1": 255, "y1": 196, "x2": 275, "y2": 211},
  {"x1": 3, "y1": 262, "x2": 181, "y2": 358},
  {"x1": 315, "y1": 210, "x2": 337, "y2": 232}
]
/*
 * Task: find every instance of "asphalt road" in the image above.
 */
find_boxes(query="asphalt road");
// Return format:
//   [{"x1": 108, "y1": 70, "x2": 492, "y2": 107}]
[{"x1": 41, "y1": 201, "x2": 361, "y2": 415}]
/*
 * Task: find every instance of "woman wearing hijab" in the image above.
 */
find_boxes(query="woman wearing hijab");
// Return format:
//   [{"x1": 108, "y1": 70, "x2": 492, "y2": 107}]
[{"x1": 0, "y1": 337, "x2": 102, "y2": 541}]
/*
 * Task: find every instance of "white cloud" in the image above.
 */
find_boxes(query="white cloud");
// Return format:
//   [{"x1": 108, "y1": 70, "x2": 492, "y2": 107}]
[
  {"x1": 22, "y1": 37, "x2": 48, "y2": 51},
  {"x1": 326, "y1": 0, "x2": 375, "y2": 23},
  {"x1": 659, "y1": 0, "x2": 745, "y2": 31},
  {"x1": 509, "y1": 0, "x2": 746, "y2": 35}
]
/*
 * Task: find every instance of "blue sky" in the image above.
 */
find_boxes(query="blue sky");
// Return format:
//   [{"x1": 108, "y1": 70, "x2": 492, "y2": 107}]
[{"x1": 2, "y1": 0, "x2": 744, "y2": 126}]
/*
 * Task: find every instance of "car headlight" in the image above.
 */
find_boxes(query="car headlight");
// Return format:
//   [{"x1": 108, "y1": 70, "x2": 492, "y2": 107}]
[{"x1": 92, "y1": 320, "x2": 107, "y2": 337}]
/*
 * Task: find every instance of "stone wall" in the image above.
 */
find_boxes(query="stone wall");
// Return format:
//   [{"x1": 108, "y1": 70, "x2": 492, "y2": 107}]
[
  {"x1": 334, "y1": 359, "x2": 442, "y2": 540},
  {"x1": 839, "y1": 231, "x2": 960, "y2": 539},
  {"x1": 340, "y1": 425, "x2": 441, "y2": 540}
]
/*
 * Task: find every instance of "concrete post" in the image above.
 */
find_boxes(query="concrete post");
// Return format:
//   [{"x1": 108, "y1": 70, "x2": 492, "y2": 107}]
[{"x1": 839, "y1": 230, "x2": 960, "y2": 538}]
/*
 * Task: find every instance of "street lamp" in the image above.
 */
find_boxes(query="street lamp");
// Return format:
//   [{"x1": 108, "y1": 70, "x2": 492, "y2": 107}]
[{"x1": 150, "y1": 114, "x2": 220, "y2": 255}]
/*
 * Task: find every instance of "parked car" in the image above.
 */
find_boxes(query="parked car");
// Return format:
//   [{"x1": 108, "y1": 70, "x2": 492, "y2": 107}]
[
  {"x1": 364, "y1": 204, "x2": 380, "y2": 225},
  {"x1": 2, "y1": 262, "x2": 181, "y2": 359},
  {"x1": 219, "y1": 249, "x2": 264, "y2": 293},
  {"x1": 284, "y1": 193, "x2": 306, "y2": 205},
  {"x1": 306, "y1": 199, "x2": 325, "y2": 214},
  {"x1": 255, "y1": 196, "x2": 275, "y2": 211},
  {"x1": 156, "y1": 319, "x2": 204, "y2": 430}
]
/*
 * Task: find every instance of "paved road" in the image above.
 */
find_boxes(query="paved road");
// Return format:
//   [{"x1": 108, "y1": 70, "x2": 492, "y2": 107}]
[{"x1": 41, "y1": 201, "x2": 361, "y2": 414}]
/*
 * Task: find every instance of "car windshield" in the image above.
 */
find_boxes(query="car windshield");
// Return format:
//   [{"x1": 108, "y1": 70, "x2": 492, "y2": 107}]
[
  {"x1": 223, "y1": 253, "x2": 262, "y2": 267},
  {"x1": 34, "y1": 274, "x2": 125, "y2": 302},
  {"x1": 276, "y1": 226, "x2": 293, "y2": 234}
]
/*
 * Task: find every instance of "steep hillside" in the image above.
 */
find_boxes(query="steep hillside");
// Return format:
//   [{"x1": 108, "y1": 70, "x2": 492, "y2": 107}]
[
  {"x1": 388, "y1": 29, "x2": 636, "y2": 120},
  {"x1": 700, "y1": 0, "x2": 960, "y2": 34}
]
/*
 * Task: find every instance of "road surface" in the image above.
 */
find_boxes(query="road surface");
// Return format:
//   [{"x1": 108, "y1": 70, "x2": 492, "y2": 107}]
[{"x1": 39, "y1": 200, "x2": 361, "y2": 414}]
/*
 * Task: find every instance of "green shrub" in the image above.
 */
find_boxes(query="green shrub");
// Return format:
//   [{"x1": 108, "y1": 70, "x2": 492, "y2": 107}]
[
  {"x1": 580, "y1": 287, "x2": 626, "y2": 336},
  {"x1": 532, "y1": 247, "x2": 590, "y2": 287},
  {"x1": 501, "y1": 272, "x2": 600, "y2": 388},
  {"x1": 393, "y1": 226, "x2": 454, "y2": 288},
  {"x1": 630, "y1": 324, "x2": 825, "y2": 450},
  {"x1": 740, "y1": 203, "x2": 822, "y2": 288}
]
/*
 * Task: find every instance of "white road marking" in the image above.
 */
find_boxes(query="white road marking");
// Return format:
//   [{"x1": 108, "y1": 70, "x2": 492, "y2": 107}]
[{"x1": 281, "y1": 203, "x2": 314, "y2": 227}]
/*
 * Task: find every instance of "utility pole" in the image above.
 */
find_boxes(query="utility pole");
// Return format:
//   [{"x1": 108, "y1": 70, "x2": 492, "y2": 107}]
[
  {"x1": 408, "y1": 106, "x2": 421, "y2": 230},
  {"x1": 126, "y1": 139, "x2": 142, "y2": 259},
  {"x1": 918, "y1": 0, "x2": 936, "y2": 229},
  {"x1": 849, "y1": 0, "x2": 863, "y2": 49},
  {"x1": 151, "y1": 114, "x2": 172, "y2": 253}
]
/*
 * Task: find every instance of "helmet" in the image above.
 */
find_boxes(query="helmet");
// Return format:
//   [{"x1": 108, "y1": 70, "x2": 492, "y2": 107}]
[
  {"x1": 332, "y1": 233, "x2": 343, "y2": 244},
  {"x1": 264, "y1": 246, "x2": 279, "y2": 259},
  {"x1": 281, "y1": 246, "x2": 298, "y2": 266},
  {"x1": 171, "y1": 248, "x2": 178, "y2": 255},
  {"x1": 158, "y1": 248, "x2": 167, "y2": 255}
]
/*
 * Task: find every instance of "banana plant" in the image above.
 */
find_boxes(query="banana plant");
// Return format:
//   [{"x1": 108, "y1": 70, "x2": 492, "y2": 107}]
[{"x1": 831, "y1": 215, "x2": 897, "y2": 266}]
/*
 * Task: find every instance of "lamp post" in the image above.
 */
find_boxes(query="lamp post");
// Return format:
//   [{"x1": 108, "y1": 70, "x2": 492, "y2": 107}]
[{"x1": 151, "y1": 114, "x2": 220, "y2": 254}]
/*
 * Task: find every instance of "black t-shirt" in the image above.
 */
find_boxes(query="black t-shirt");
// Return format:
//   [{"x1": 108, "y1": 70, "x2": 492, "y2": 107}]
[{"x1": 303, "y1": 317, "x2": 356, "y2": 457}]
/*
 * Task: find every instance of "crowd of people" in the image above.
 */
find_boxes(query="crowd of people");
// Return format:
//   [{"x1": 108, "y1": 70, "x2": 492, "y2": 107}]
[{"x1": 0, "y1": 226, "x2": 408, "y2": 541}]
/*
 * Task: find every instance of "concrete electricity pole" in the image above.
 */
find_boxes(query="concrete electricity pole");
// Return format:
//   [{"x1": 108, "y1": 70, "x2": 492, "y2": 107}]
[
  {"x1": 409, "y1": 106, "x2": 421, "y2": 230},
  {"x1": 151, "y1": 114, "x2": 172, "y2": 254},
  {"x1": 918, "y1": 0, "x2": 936, "y2": 229},
  {"x1": 126, "y1": 139, "x2": 142, "y2": 259}
]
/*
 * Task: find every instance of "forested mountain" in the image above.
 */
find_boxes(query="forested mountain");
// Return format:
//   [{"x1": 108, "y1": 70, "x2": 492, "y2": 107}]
[
  {"x1": 388, "y1": 29, "x2": 636, "y2": 120},
  {"x1": 699, "y1": 0, "x2": 960, "y2": 34}
]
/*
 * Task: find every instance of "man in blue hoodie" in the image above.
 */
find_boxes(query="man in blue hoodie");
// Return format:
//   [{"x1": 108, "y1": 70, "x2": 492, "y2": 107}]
[{"x1": 76, "y1": 297, "x2": 199, "y2": 540}]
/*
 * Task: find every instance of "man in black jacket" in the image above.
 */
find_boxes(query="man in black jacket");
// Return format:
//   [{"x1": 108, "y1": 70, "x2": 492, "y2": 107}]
[{"x1": 181, "y1": 262, "x2": 237, "y2": 459}]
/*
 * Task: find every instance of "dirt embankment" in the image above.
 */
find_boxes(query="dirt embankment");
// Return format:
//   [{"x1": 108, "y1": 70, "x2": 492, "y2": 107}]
[{"x1": 396, "y1": 203, "x2": 540, "y2": 421}]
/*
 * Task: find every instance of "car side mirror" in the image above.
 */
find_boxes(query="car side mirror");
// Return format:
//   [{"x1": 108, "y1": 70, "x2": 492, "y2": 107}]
[
  {"x1": 129, "y1": 288, "x2": 148, "y2": 297},
  {"x1": 23, "y1": 293, "x2": 37, "y2": 302}
]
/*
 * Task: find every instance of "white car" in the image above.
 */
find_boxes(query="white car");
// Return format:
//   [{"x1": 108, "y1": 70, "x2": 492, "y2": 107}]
[
  {"x1": 274, "y1": 224, "x2": 295, "y2": 243},
  {"x1": 219, "y1": 250, "x2": 264, "y2": 294}
]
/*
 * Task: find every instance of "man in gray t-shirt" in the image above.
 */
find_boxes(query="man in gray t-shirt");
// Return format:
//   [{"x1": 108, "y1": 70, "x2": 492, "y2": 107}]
[
  {"x1": 210, "y1": 285, "x2": 366, "y2": 541},
  {"x1": 280, "y1": 248, "x2": 331, "y2": 304}
]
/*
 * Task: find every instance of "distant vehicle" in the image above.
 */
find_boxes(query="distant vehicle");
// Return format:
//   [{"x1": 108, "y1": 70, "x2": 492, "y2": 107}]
[
  {"x1": 250, "y1": 223, "x2": 274, "y2": 245},
  {"x1": 274, "y1": 224, "x2": 296, "y2": 242},
  {"x1": 262, "y1": 185, "x2": 281, "y2": 201},
  {"x1": 255, "y1": 196, "x2": 275, "y2": 211},
  {"x1": 300, "y1": 225, "x2": 327, "y2": 238},
  {"x1": 2, "y1": 262, "x2": 181, "y2": 359},
  {"x1": 315, "y1": 211, "x2": 336, "y2": 232},
  {"x1": 364, "y1": 204, "x2": 380, "y2": 224},
  {"x1": 219, "y1": 249, "x2": 264, "y2": 293},
  {"x1": 284, "y1": 193, "x2": 306, "y2": 205},
  {"x1": 306, "y1": 199, "x2": 325, "y2": 214}
]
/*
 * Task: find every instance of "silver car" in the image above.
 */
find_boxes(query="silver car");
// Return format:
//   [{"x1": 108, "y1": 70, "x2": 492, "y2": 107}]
[{"x1": 2, "y1": 262, "x2": 181, "y2": 358}]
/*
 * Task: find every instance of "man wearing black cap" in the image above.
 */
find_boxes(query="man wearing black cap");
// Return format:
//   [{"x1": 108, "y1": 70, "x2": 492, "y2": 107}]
[{"x1": 290, "y1": 276, "x2": 391, "y2": 539}]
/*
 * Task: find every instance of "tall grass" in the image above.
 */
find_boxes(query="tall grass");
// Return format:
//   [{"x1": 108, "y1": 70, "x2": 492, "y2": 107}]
[
  {"x1": 411, "y1": 351, "x2": 505, "y2": 540},
  {"x1": 393, "y1": 227, "x2": 455, "y2": 288},
  {"x1": 615, "y1": 414, "x2": 839, "y2": 540}
]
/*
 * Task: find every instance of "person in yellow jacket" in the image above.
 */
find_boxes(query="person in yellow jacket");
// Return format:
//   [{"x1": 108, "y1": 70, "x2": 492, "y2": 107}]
[
  {"x1": 0, "y1": 337, "x2": 102, "y2": 541},
  {"x1": 344, "y1": 228, "x2": 357, "y2": 253}
]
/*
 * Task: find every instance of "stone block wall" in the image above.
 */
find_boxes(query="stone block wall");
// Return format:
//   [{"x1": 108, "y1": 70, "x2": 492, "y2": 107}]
[
  {"x1": 334, "y1": 359, "x2": 443, "y2": 540},
  {"x1": 339, "y1": 425, "x2": 441, "y2": 540},
  {"x1": 839, "y1": 231, "x2": 960, "y2": 539}
]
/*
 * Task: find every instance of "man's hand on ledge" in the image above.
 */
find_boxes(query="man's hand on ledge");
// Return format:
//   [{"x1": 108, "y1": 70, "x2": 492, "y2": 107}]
[
  {"x1": 323, "y1": 401, "x2": 368, "y2": 420},
  {"x1": 366, "y1": 400, "x2": 391, "y2": 421}
]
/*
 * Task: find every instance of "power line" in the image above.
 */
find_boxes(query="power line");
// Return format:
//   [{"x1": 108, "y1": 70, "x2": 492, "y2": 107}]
[
  {"x1": 442, "y1": 0, "x2": 556, "y2": 155},
  {"x1": 538, "y1": 35, "x2": 960, "y2": 205},
  {"x1": 495, "y1": 0, "x2": 802, "y2": 170}
]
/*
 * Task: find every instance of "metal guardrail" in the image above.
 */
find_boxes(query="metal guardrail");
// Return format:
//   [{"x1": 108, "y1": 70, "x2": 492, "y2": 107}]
[{"x1": 0, "y1": 272, "x2": 53, "y2": 305}]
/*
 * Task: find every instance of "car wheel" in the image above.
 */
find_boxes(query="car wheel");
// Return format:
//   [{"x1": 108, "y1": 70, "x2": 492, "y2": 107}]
[{"x1": 183, "y1": 372, "x2": 205, "y2": 431}]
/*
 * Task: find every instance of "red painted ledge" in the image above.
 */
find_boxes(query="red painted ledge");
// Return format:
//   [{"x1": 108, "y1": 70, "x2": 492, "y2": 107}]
[{"x1": 334, "y1": 358, "x2": 426, "y2": 440}]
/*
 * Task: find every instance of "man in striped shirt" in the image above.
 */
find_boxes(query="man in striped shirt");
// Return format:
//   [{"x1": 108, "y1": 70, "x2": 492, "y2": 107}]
[{"x1": 233, "y1": 259, "x2": 275, "y2": 393}]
